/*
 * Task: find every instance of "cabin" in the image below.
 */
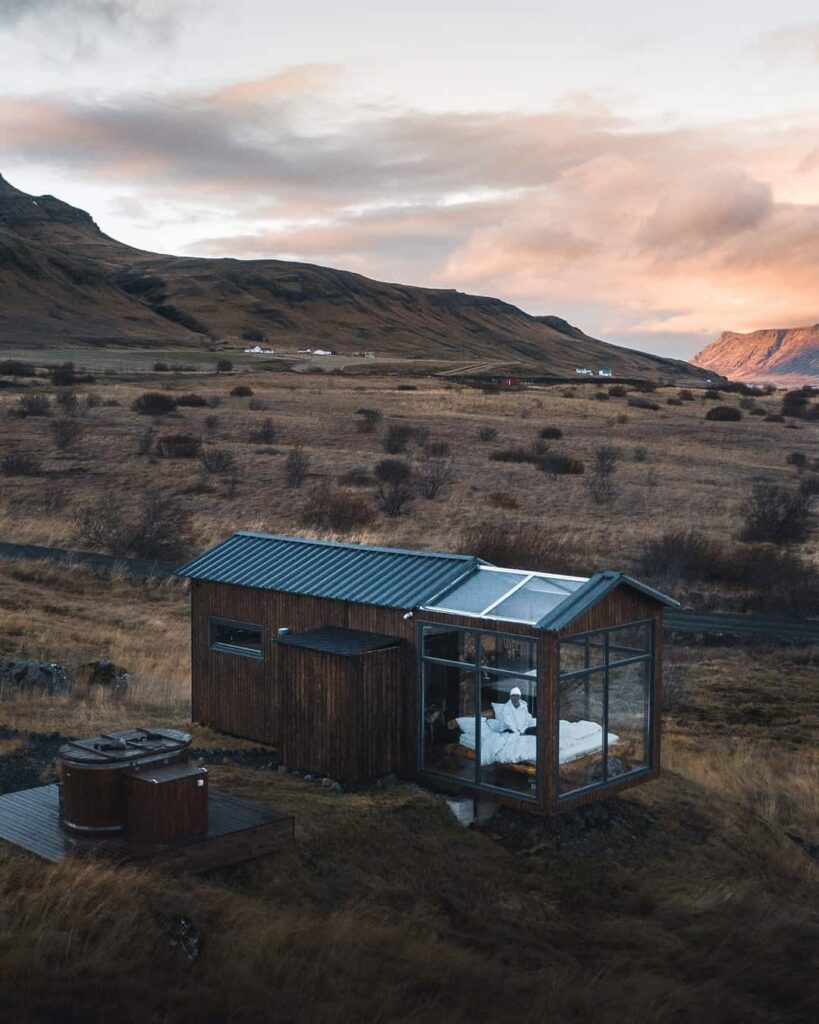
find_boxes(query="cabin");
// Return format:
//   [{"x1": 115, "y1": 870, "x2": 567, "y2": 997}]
[{"x1": 176, "y1": 533, "x2": 678, "y2": 814}]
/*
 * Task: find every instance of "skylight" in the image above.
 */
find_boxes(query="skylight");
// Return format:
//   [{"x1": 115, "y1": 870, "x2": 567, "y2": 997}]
[{"x1": 424, "y1": 565, "x2": 587, "y2": 625}]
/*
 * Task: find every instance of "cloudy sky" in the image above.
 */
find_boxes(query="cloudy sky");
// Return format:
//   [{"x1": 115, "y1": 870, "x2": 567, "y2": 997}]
[{"x1": 1, "y1": 1, "x2": 818, "y2": 357}]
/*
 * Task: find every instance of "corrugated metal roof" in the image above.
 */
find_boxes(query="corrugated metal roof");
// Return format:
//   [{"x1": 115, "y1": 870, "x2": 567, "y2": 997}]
[
  {"x1": 176, "y1": 532, "x2": 477, "y2": 609},
  {"x1": 277, "y1": 627, "x2": 401, "y2": 656},
  {"x1": 536, "y1": 572, "x2": 680, "y2": 632}
]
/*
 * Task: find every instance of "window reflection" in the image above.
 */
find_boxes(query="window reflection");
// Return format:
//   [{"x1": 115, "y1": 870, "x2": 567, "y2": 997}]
[{"x1": 558, "y1": 620, "x2": 652, "y2": 798}]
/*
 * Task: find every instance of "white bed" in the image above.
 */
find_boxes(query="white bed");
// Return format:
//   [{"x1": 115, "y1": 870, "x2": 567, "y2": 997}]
[{"x1": 456, "y1": 717, "x2": 618, "y2": 766}]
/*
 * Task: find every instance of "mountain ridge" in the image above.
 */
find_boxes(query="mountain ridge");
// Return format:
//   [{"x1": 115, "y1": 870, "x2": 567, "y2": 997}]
[
  {"x1": 693, "y1": 324, "x2": 819, "y2": 383},
  {"x1": 0, "y1": 173, "x2": 713, "y2": 380}
]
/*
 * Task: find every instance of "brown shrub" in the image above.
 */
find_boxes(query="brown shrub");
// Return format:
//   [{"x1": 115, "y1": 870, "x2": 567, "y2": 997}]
[
  {"x1": 284, "y1": 447, "x2": 309, "y2": 487},
  {"x1": 156, "y1": 434, "x2": 202, "y2": 458},
  {"x1": 301, "y1": 487, "x2": 375, "y2": 531},
  {"x1": 2, "y1": 452, "x2": 41, "y2": 476},
  {"x1": 490, "y1": 447, "x2": 542, "y2": 466},
  {"x1": 487, "y1": 491, "x2": 519, "y2": 510},
  {"x1": 176, "y1": 393, "x2": 207, "y2": 407},
  {"x1": 201, "y1": 449, "x2": 235, "y2": 474},
  {"x1": 231, "y1": 385, "x2": 254, "y2": 397},
  {"x1": 132, "y1": 392, "x2": 177, "y2": 415},
  {"x1": 739, "y1": 484, "x2": 812, "y2": 544},
  {"x1": 16, "y1": 395, "x2": 50, "y2": 417},
  {"x1": 477, "y1": 426, "x2": 498, "y2": 442},
  {"x1": 338, "y1": 466, "x2": 376, "y2": 487},
  {"x1": 540, "y1": 454, "x2": 584, "y2": 476},
  {"x1": 74, "y1": 493, "x2": 194, "y2": 561},
  {"x1": 459, "y1": 521, "x2": 590, "y2": 575},
  {"x1": 705, "y1": 406, "x2": 742, "y2": 422},
  {"x1": 627, "y1": 397, "x2": 660, "y2": 411},
  {"x1": 374, "y1": 459, "x2": 412, "y2": 484},
  {"x1": 539, "y1": 426, "x2": 563, "y2": 439},
  {"x1": 50, "y1": 417, "x2": 82, "y2": 452}
]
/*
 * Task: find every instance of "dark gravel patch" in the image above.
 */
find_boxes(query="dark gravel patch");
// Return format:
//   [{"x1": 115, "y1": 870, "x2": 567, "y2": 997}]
[{"x1": 475, "y1": 798, "x2": 660, "y2": 858}]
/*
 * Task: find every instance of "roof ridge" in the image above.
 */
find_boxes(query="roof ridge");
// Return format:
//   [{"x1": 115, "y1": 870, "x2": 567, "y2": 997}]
[{"x1": 234, "y1": 531, "x2": 475, "y2": 562}]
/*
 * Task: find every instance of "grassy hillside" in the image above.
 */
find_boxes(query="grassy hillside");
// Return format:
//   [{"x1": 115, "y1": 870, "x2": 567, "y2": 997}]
[
  {"x1": 0, "y1": 173, "x2": 712, "y2": 382},
  {"x1": 0, "y1": 561, "x2": 817, "y2": 1024}
]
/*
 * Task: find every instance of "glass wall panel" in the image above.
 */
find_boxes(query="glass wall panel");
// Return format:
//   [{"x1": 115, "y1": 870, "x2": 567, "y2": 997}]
[
  {"x1": 419, "y1": 624, "x2": 539, "y2": 801},
  {"x1": 478, "y1": 656, "x2": 537, "y2": 797},
  {"x1": 607, "y1": 622, "x2": 651, "y2": 664},
  {"x1": 422, "y1": 625, "x2": 476, "y2": 665},
  {"x1": 422, "y1": 661, "x2": 477, "y2": 782},
  {"x1": 558, "y1": 667, "x2": 606, "y2": 795},
  {"x1": 480, "y1": 634, "x2": 536, "y2": 676},
  {"x1": 607, "y1": 660, "x2": 649, "y2": 770},
  {"x1": 558, "y1": 620, "x2": 654, "y2": 799}
]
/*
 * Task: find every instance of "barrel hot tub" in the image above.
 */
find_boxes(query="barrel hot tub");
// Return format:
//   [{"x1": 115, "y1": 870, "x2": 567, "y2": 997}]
[{"x1": 58, "y1": 728, "x2": 192, "y2": 834}]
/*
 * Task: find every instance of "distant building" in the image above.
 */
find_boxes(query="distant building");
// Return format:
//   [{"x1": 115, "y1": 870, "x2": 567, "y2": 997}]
[
  {"x1": 575, "y1": 367, "x2": 593, "y2": 375},
  {"x1": 598, "y1": 369, "x2": 613, "y2": 377}
]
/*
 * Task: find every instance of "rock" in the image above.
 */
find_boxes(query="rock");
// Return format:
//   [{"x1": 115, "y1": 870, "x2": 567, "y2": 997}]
[
  {"x1": 331, "y1": 783, "x2": 344, "y2": 794},
  {"x1": 303, "y1": 773, "x2": 314, "y2": 782},
  {"x1": 320, "y1": 777, "x2": 335, "y2": 788},
  {"x1": 76, "y1": 657, "x2": 129, "y2": 693},
  {"x1": 168, "y1": 914, "x2": 202, "y2": 961},
  {"x1": 277, "y1": 764, "x2": 290, "y2": 774},
  {"x1": 0, "y1": 660, "x2": 72, "y2": 695}
]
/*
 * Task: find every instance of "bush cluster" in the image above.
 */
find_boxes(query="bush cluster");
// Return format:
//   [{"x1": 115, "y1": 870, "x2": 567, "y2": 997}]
[{"x1": 132, "y1": 392, "x2": 177, "y2": 415}]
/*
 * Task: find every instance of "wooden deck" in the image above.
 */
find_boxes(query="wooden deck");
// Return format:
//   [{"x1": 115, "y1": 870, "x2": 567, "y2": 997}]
[{"x1": 0, "y1": 784, "x2": 294, "y2": 872}]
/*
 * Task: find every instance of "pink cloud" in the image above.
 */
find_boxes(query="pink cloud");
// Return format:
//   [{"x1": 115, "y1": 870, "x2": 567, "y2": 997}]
[{"x1": 2, "y1": 75, "x2": 819, "y2": 349}]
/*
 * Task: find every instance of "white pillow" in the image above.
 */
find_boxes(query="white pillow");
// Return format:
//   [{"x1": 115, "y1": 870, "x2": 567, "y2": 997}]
[
  {"x1": 485, "y1": 717, "x2": 505, "y2": 733},
  {"x1": 455, "y1": 715, "x2": 475, "y2": 735},
  {"x1": 491, "y1": 702, "x2": 506, "y2": 720}
]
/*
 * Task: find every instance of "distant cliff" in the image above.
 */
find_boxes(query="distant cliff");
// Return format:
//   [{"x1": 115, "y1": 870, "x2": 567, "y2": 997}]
[{"x1": 694, "y1": 324, "x2": 819, "y2": 383}]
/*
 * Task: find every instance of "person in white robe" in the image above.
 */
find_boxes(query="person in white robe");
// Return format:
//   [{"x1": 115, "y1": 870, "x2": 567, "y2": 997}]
[{"x1": 496, "y1": 686, "x2": 537, "y2": 735}]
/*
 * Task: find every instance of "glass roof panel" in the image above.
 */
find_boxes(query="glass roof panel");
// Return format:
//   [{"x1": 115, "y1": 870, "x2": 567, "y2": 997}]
[
  {"x1": 431, "y1": 569, "x2": 523, "y2": 614},
  {"x1": 490, "y1": 576, "x2": 587, "y2": 624}
]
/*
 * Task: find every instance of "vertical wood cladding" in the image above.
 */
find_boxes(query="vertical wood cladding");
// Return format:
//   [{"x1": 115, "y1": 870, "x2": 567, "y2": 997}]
[
  {"x1": 277, "y1": 646, "x2": 402, "y2": 782},
  {"x1": 191, "y1": 581, "x2": 416, "y2": 774},
  {"x1": 125, "y1": 766, "x2": 208, "y2": 844}
]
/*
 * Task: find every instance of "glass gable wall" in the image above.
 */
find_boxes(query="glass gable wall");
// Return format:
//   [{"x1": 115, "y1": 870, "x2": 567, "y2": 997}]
[
  {"x1": 420, "y1": 623, "x2": 539, "y2": 800},
  {"x1": 557, "y1": 619, "x2": 654, "y2": 799}
]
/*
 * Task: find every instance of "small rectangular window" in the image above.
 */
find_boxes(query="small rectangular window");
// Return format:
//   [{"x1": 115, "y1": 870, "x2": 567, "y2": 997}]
[{"x1": 209, "y1": 617, "x2": 263, "y2": 658}]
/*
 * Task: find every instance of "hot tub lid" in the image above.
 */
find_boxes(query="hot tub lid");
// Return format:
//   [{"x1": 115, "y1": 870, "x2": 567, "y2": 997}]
[{"x1": 58, "y1": 727, "x2": 191, "y2": 767}]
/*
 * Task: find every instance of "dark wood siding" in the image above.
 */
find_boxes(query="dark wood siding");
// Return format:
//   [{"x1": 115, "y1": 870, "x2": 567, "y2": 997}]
[
  {"x1": 277, "y1": 646, "x2": 402, "y2": 782},
  {"x1": 190, "y1": 581, "x2": 416, "y2": 773}
]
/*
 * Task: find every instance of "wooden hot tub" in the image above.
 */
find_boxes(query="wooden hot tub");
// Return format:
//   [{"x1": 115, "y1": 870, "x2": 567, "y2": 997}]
[{"x1": 58, "y1": 728, "x2": 191, "y2": 834}]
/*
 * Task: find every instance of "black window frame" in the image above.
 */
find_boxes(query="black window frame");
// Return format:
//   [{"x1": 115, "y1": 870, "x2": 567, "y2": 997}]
[
  {"x1": 556, "y1": 618, "x2": 654, "y2": 802},
  {"x1": 418, "y1": 620, "x2": 540, "y2": 804},
  {"x1": 208, "y1": 616, "x2": 265, "y2": 659}
]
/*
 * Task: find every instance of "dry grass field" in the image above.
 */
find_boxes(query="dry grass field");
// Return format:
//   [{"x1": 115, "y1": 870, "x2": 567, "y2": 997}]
[
  {"x1": 1, "y1": 365, "x2": 817, "y2": 1022},
  {"x1": 0, "y1": 559, "x2": 816, "y2": 1023},
  {"x1": 1, "y1": 366, "x2": 816, "y2": 576}
]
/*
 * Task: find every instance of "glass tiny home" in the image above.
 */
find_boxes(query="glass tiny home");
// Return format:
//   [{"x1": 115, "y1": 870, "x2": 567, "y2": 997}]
[
  {"x1": 417, "y1": 566, "x2": 670, "y2": 814},
  {"x1": 178, "y1": 533, "x2": 677, "y2": 815}
]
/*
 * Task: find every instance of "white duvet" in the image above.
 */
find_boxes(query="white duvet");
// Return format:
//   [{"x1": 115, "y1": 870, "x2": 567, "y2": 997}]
[{"x1": 458, "y1": 719, "x2": 618, "y2": 766}]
